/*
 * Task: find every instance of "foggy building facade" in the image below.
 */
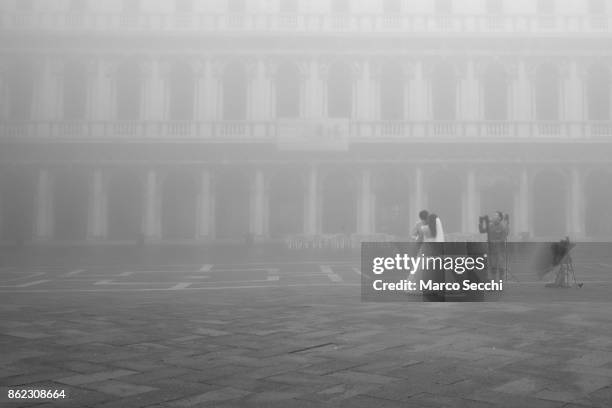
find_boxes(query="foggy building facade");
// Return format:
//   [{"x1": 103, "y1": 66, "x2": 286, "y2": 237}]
[{"x1": 1, "y1": 0, "x2": 612, "y2": 245}]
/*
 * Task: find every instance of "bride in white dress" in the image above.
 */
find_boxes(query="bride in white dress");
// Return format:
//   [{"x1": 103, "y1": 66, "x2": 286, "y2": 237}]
[{"x1": 409, "y1": 214, "x2": 445, "y2": 292}]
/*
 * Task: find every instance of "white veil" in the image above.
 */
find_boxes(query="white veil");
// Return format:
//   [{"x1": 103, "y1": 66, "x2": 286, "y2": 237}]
[{"x1": 435, "y1": 217, "x2": 445, "y2": 242}]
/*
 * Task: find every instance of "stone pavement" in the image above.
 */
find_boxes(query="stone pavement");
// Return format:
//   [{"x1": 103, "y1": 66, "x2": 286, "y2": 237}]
[{"x1": 0, "y1": 260, "x2": 611, "y2": 407}]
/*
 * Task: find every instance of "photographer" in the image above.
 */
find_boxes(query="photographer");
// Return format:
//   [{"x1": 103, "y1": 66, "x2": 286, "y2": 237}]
[{"x1": 479, "y1": 211, "x2": 509, "y2": 280}]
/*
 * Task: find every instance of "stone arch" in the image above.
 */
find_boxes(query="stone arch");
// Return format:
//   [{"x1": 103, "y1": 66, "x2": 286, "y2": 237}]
[
  {"x1": 584, "y1": 168, "x2": 612, "y2": 238},
  {"x1": 482, "y1": 62, "x2": 509, "y2": 120},
  {"x1": 275, "y1": 62, "x2": 301, "y2": 118},
  {"x1": 53, "y1": 168, "x2": 89, "y2": 241},
  {"x1": 532, "y1": 169, "x2": 567, "y2": 237},
  {"x1": 427, "y1": 169, "x2": 463, "y2": 234},
  {"x1": 161, "y1": 169, "x2": 198, "y2": 240},
  {"x1": 7, "y1": 59, "x2": 35, "y2": 120},
  {"x1": 63, "y1": 60, "x2": 88, "y2": 120},
  {"x1": 431, "y1": 62, "x2": 457, "y2": 120},
  {"x1": 107, "y1": 169, "x2": 143, "y2": 241},
  {"x1": 327, "y1": 61, "x2": 353, "y2": 118},
  {"x1": 380, "y1": 62, "x2": 406, "y2": 120},
  {"x1": 0, "y1": 168, "x2": 36, "y2": 242},
  {"x1": 167, "y1": 61, "x2": 195, "y2": 120},
  {"x1": 268, "y1": 168, "x2": 304, "y2": 237},
  {"x1": 586, "y1": 62, "x2": 611, "y2": 120},
  {"x1": 534, "y1": 63, "x2": 560, "y2": 121},
  {"x1": 222, "y1": 62, "x2": 248, "y2": 120},
  {"x1": 373, "y1": 168, "x2": 411, "y2": 236},
  {"x1": 116, "y1": 59, "x2": 142, "y2": 120},
  {"x1": 321, "y1": 168, "x2": 358, "y2": 234},
  {"x1": 214, "y1": 168, "x2": 250, "y2": 239}
]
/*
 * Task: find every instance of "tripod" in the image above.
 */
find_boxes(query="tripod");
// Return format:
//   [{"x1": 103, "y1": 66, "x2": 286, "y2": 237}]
[{"x1": 546, "y1": 251, "x2": 583, "y2": 288}]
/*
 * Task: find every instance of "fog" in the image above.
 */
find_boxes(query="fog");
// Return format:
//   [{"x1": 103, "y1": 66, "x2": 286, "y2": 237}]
[{"x1": 1, "y1": 0, "x2": 612, "y2": 253}]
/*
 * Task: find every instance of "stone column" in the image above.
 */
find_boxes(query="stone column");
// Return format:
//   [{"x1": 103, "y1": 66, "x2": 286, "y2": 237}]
[
  {"x1": 87, "y1": 169, "x2": 107, "y2": 240},
  {"x1": 214, "y1": 62, "x2": 224, "y2": 120},
  {"x1": 143, "y1": 169, "x2": 161, "y2": 241},
  {"x1": 464, "y1": 169, "x2": 480, "y2": 234},
  {"x1": 197, "y1": 169, "x2": 212, "y2": 239},
  {"x1": 461, "y1": 59, "x2": 478, "y2": 121},
  {"x1": 411, "y1": 166, "x2": 426, "y2": 227},
  {"x1": 298, "y1": 62, "x2": 309, "y2": 118},
  {"x1": 567, "y1": 61, "x2": 585, "y2": 137},
  {"x1": 304, "y1": 165, "x2": 318, "y2": 235},
  {"x1": 370, "y1": 62, "x2": 381, "y2": 120},
  {"x1": 569, "y1": 167, "x2": 585, "y2": 238},
  {"x1": 35, "y1": 168, "x2": 53, "y2": 240},
  {"x1": 206, "y1": 60, "x2": 222, "y2": 120},
  {"x1": 411, "y1": 61, "x2": 428, "y2": 137},
  {"x1": 412, "y1": 61, "x2": 428, "y2": 120},
  {"x1": 246, "y1": 61, "x2": 257, "y2": 121},
  {"x1": 355, "y1": 60, "x2": 371, "y2": 120},
  {"x1": 259, "y1": 60, "x2": 273, "y2": 120},
  {"x1": 357, "y1": 169, "x2": 373, "y2": 235},
  {"x1": 249, "y1": 168, "x2": 267, "y2": 238},
  {"x1": 193, "y1": 60, "x2": 205, "y2": 121},
  {"x1": 516, "y1": 168, "x2": 530, "y2": 237},
  {"x1": 315, "y1": 60, "x2": 327, "y2": 118},
  {"x1": 515, "y1": 59, "x2": 532, "y2": 133}
]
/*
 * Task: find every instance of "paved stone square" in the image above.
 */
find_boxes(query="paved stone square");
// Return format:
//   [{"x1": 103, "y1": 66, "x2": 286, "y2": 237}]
[{"x1": 0, "y1": 253, "x2": 611, "y2": 407}]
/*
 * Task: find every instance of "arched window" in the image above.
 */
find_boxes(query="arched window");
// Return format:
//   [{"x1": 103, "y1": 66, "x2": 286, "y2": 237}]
[
  {"x1": 275, "y1": 63, "x2": 300, "y2": 118},
  {"x1": 222, "y1": 62, "x2": 248, "y2": 120},
  {"x1": 483, "y1": 63, "x2": 508, "y2": 120},
  {"x1": 380, "y1": 63, "x2": 405, "y2": 120},
  {"x1": 116, "y1": 61, "x2": 141, "y2": 120},
  {"x1": 586, "y1": 63, "x2": 610, "y2": 120},
  {"x1": 328, "y1": 62, "x2": 352, "y2": 118},
  {"x1": 63, "y1": 61, "x2": 88, "y2": 120},
  {"x1": 431, "y1": 63, "x2": 456, "y2": 120},
  {"x1": 7, "y1": 60, "x2": 35, "y2": 120},
  {"x1": 535, "y1": 63, "x2": 559, "y2": 121},
  {"x1": 168, "y1": 62, "x2": 194, "y2": 120}
]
